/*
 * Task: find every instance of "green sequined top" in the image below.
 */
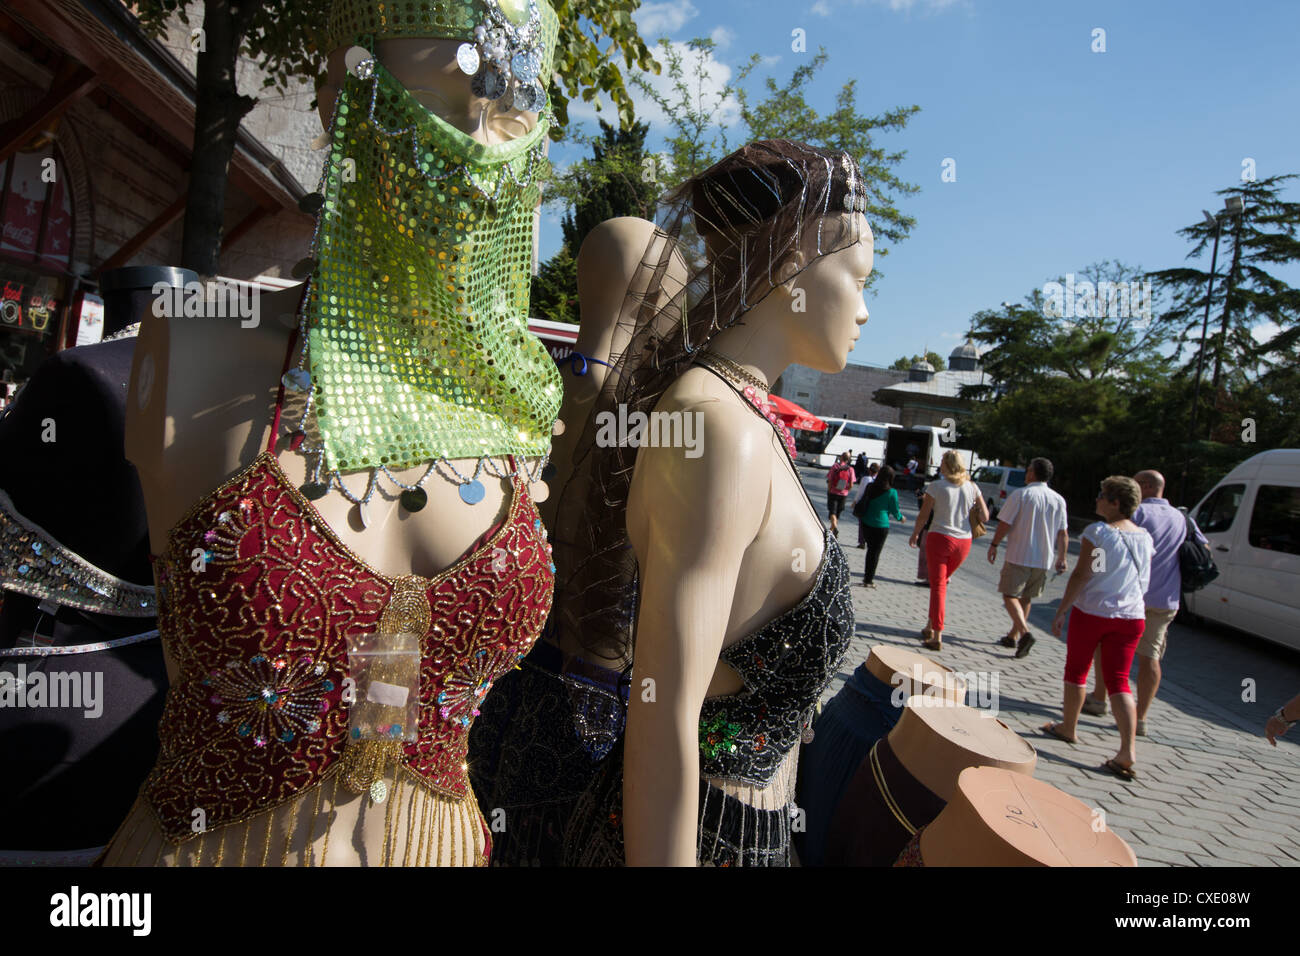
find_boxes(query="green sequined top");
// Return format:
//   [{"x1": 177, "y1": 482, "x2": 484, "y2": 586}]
[{"x1": 303, "y1": 57, "x2": 561, "y2": 473}]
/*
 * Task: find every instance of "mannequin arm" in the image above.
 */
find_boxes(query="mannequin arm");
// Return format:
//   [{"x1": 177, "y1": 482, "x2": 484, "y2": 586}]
[{"x1": 624, "y1": 400, "x2": 769, "y2": 866}]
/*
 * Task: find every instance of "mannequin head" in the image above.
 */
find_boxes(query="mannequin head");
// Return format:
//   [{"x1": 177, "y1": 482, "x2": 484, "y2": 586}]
[
  {"x1": 685, "y1": 140, "x2": 874, "y2": 375},
  {"x1": 318, "y1": 39, "x2": 539, "y2": 144},
  {"x1": 317, "y1": 0, "x2": 558, "y2": 144}
]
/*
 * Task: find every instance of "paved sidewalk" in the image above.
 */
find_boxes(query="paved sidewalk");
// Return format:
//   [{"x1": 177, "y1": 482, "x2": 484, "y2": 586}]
[{"x1": 806, "y1": 467, "x2": 1300, "y2": 867}]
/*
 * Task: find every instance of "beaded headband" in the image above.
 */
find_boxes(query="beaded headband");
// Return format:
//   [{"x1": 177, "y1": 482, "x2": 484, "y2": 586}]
[{"x1": 325, "y1": 0, "x2": 558, "y2": 111}]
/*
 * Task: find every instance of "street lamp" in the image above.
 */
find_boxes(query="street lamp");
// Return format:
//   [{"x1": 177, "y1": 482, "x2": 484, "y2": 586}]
[{"x1": 1181, "y1": 197, "x2": 1246, "y2": 503}]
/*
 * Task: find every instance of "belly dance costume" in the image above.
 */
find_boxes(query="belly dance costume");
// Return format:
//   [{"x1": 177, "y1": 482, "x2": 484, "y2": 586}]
[
  {"x1": 101, "y1": 329, "x2": 555, "y2": 866},
  {"x1": 564, "y1": 362, "x2": 855, "y2": 866},
  {"x1": 103, "y1": 0, "x2": 565, "y2": 866}
]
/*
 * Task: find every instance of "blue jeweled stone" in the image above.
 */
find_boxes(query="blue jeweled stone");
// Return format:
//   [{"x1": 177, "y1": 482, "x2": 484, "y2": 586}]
[
  {"x1": 459, "y1": 479, "x2": 486, "y2": 505},
  {"x1": 31, "y1": 542, "x2": 42, "y2": 554},
  {"x1": 50, "y1": 555, "x2": 62, "y2": 565},
  {"x1": 18, "y1": 564, "x2": 29, "y2": 574},
  {"x1": 281, "y1": 368, "x2": 312, "y2": 392}
]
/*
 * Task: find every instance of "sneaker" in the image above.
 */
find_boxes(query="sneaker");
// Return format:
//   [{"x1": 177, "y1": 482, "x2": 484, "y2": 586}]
[
  {"x1": 1013, "y1": 634, "x2": 1035, "y2": 659},
  {"x1": 1081, "y1": 698, "x2": 1108, "y2": 717}
]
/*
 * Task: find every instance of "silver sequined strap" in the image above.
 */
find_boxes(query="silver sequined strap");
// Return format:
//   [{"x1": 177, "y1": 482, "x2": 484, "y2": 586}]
[
  {"x1": 0, "y1": 489, "x2": 156, "y2": 618},
  {"x1": 0, "y1": 629, "x2": 160, "y2": 658}
]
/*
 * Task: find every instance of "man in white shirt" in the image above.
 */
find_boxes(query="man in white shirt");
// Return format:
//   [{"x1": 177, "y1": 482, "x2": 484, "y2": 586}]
[{"x1": 986, "y1": 457, "x2": 1069, "y2": 658}]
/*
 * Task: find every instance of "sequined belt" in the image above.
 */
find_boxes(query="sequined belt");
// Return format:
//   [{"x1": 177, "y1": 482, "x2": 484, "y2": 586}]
[
  {"x1": 0, "y1": 630, "x2": 159, "y2": 657},
  {"x1": 0, "y1": 489, "x2": 156, "y2": 618}
]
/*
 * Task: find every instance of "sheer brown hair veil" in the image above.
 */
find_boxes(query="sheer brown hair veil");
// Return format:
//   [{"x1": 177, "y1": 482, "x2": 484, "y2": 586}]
[{"x1": 550, "y1": 139, "x2": 871, "y2": 665}]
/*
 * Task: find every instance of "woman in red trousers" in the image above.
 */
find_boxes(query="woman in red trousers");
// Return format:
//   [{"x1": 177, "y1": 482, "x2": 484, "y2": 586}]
[{"x1": 909, "y1": 451, "x2": 989, "y2": 650}]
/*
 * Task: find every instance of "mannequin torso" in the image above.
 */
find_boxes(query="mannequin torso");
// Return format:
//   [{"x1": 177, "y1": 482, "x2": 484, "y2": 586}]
[{"x1": 103, "y1": 35, "x2": 554, "y2": 867}]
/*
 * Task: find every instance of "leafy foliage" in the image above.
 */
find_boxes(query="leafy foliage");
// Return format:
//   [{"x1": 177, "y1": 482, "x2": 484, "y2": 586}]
[{"x1": 889, "y1": 351, "x2": 946, "y2": 371}]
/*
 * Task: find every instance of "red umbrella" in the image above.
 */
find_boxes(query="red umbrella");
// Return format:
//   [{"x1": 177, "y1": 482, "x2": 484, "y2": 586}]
[{"x1": 765, "y1": 394, "x2": 826, "y2": 432}]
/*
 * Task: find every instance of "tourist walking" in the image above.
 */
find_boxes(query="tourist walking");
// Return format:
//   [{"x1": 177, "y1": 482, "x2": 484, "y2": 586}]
[
  {"x1": 909, "y1": 451, "x2": 989, "y2": 651},
  {"x1": 1083, "y1": 469, "x2": 1208, "y2": 734},
  {"x1": 826, "y1": 451, "x2": 856, "y2": 539},
  {"x1": 852, "y1": 462, "x2": 880, "y2": 546},
  {"x1": 1042, "y1": 476, "x2": 1153, "y2": 782},
  {"x1": 987, "y1": 457, "x2": 1069, "y2": 659},
  {"x1": 855, "y1": 465, "x2": 903, "y2": 588}
]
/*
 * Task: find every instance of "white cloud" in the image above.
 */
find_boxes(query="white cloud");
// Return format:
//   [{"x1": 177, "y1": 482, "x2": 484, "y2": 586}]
[
  {"x1": 636, "y1": 0, "x2": 699, "y2": 37},
  {"x1": 761, "y1": 54, "x2": 783, "y2": 67},
  {"x1": 710, "y1": 25, "x2": 735, "y2": 49},
  {"x1": 811, "y1": 1, "x2": 833, "y2": 16},
  {"x1": 630, "y1": 39, "x2": 742, "y2": 131}
]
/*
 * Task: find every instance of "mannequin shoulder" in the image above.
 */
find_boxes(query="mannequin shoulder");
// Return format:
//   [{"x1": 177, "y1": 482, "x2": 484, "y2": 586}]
[{"x1": 631, "y1": 369, "x2": 774, "y2": 522}]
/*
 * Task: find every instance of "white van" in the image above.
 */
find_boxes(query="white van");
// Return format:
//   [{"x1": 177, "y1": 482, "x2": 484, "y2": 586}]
[
  {"x1": 971, "y1": 465, "x2": 1028, "y2": 520},
  {"x1": 1183, "y1": 449, "x2": 1300, "y2": 652},
  {"x1": 796, "y1": 418, "x2": 893, "y2": 469}
]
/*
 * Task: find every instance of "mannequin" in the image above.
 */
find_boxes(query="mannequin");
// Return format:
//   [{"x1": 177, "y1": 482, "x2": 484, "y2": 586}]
[
  {"x1": 101, "y1": 0, "x2": 561, "y2": 866},
  {"x1": 795, "y1": 645, "x2": 963, "y2": 866},
  {"x1": 897, "y1": 766, "x2": 1138, "y2": 866},
  {"x1": 825, "y1": 696, "x2": 1036, "y2": 866},
  {"x1": 557, "y1": 142, "x2": 873, "y2": 866},
  {"x1": 467, "y1": 218, "x2": 687, "y2": 865},
  {"x1": 0, "y1": 277, "x2": 174, "y2": 862}
]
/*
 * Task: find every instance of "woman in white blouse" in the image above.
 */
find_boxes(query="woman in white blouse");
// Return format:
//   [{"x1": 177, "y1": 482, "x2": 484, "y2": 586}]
[
  {"x1": 908, "y1": 451, "x2": 989, "y2": 651},
  {"x1": 1042, "y1": 475, "x2": 1153, "y2": 781}
]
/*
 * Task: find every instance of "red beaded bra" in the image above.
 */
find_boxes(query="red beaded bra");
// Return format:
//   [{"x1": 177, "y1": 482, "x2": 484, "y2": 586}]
[{"x1": 140, "y1": 335, "x2": 555, "y2": 844}]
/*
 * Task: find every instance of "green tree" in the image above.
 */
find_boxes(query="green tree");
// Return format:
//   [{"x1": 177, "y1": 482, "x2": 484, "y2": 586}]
[
  {"x1": 531, "y1": 118, "x2": 658, "y2": 322},
  {"x1": 889, "y1": 352, "x2": 946, "y2": 371},
  {"x1": 530, "y1": 244, "x2": 579, "y2": 324},
  {"x1": 1148, "y1": 174, "x2": 1300, "y2": 440},
  {"x1": 132, "y1": 0, "x2": 659, "y2": 275},
  {"x1": 631, "y1": 38, "x2": 918, "y2": 286}
]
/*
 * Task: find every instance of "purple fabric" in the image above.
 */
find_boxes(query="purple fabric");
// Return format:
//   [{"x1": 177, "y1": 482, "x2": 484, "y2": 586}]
[{"x1": 1133, "y1": 497, "x2": 1207, "y2": 609}]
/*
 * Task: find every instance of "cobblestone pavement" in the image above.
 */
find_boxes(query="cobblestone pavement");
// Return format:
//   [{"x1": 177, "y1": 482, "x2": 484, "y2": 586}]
[{"x1": 802, "y1": 466, "x2": 1300, "y2": 867}]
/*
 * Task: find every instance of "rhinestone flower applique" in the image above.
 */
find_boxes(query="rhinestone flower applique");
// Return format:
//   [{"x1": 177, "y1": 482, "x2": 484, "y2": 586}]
[
  {"x1": 700, "y1": 711, "x2": 742, "y2": 759},
  {"x1": 436, "y1": 647, "x2": 521, "y2": 728},
  {"x1": 203, "y1": 653, "x2": 335, "y2": 747},
  {"x1": 201, "y1": 496, "x2": 256, "y2": 563}
]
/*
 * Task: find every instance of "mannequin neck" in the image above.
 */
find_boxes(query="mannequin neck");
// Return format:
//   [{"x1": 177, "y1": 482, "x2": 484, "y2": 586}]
[{"x1": 706, "y1": 320, "x2": 795, "y2": 396}]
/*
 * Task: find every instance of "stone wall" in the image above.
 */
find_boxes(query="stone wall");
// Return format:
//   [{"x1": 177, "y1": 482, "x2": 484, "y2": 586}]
[{"x1": 775, "y1": 362, "x2": 906, "y2": 424}]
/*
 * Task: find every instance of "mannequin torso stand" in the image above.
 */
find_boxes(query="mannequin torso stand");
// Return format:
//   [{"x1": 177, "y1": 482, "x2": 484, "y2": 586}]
[
  {"x1": 795, "y1": 644, "x2": 963, "y2": 866},
  {"x1": 900, "y1": 766, "x2": 1138, "y2": 866},
  {"x1": 102, "y1": 38, "x2": 552, "y2": 867},
  {"x1": 825, "y1": 695, "x2": 1036, "y2": 866}
]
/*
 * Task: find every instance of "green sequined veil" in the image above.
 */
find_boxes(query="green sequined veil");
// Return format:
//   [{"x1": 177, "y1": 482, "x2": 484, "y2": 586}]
[{"x1": 290, "y1": 0, "x2": 562, "y2": 492}]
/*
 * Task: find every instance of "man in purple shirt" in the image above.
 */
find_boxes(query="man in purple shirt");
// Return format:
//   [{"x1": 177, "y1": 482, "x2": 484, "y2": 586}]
[{"x1": 1084, "y1": 469, "x2": 1207, "y2": 734}]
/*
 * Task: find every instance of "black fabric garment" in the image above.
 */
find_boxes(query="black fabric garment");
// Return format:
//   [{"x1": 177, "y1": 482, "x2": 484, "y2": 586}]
[
  {"x1": 0, "y1": 338, "x2": 167, "y2": 852},
  {"x1": 862, "y1": 525, "x2": 889, "y2": 584},
  {"x1": 468, "y1": 635, "x2": 627, "y2": 866}
]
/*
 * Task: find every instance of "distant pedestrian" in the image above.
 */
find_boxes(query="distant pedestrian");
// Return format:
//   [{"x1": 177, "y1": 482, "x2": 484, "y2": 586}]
[
  {"x1": 826, "y1": 451, "x2": 857, "y2": 539},
  {"x1": 987, "y1": 457, "x2": 1069, "y2": 659},
  {"x1": 1083, "y1": 469, "x2": 1208, "y2": 734},
  {"x1": 855, "y1": 465, "x2": 903, "y2": 588},
  {"x1": 909, "y1": 451, "x2": 989, "y2": 651},
  {"x1": 854, "y1": 451, "x2": 869, "y2": 478},
  {"x1": 852, "y1": 462, "x2": 881, "y2": 546},
  {"x1": 1042, "y1": 476, "x2": 1153, "y2": 782}
]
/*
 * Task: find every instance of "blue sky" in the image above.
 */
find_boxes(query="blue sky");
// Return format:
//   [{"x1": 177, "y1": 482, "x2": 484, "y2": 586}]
[{"x1": 541, "y1": 0, "x2": 1300, "y2": 369}]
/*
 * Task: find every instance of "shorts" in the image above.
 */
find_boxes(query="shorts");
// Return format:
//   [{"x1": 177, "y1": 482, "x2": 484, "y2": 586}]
[
  {"x1": 998, "y1": 562, "x2": 1047, "y2": 600},
  {"x1": 1137, "y1": 606, "x2": 1178, "y2": 660},
  {"x1": 828, "y1": 494, "x2": 848, "y2": 518}
]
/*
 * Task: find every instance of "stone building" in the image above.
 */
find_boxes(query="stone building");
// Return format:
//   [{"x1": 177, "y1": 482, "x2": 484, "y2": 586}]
[
  {"x1": 774, "y1": 362, "x2": 906, "y2": 424},
  {"x1": 0, "y1": 0, "x2": 315, "y2": 391},
  {"x1": 871, "y1": 340, "x2": 988, "y2": 428}
]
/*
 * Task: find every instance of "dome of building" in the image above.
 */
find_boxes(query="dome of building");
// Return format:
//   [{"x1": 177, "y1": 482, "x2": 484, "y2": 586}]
[
  {"x1": 911, "y1": 358, "x2": 935, "y2": 372},
  {"x1": 949, "y1": 339, "x2": 981, "y2": 372}
]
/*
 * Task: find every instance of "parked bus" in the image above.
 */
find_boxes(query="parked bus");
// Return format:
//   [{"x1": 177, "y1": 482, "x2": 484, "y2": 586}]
[{"x1": 795, "y1": 418, "x2": 894, "y2": 469}]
